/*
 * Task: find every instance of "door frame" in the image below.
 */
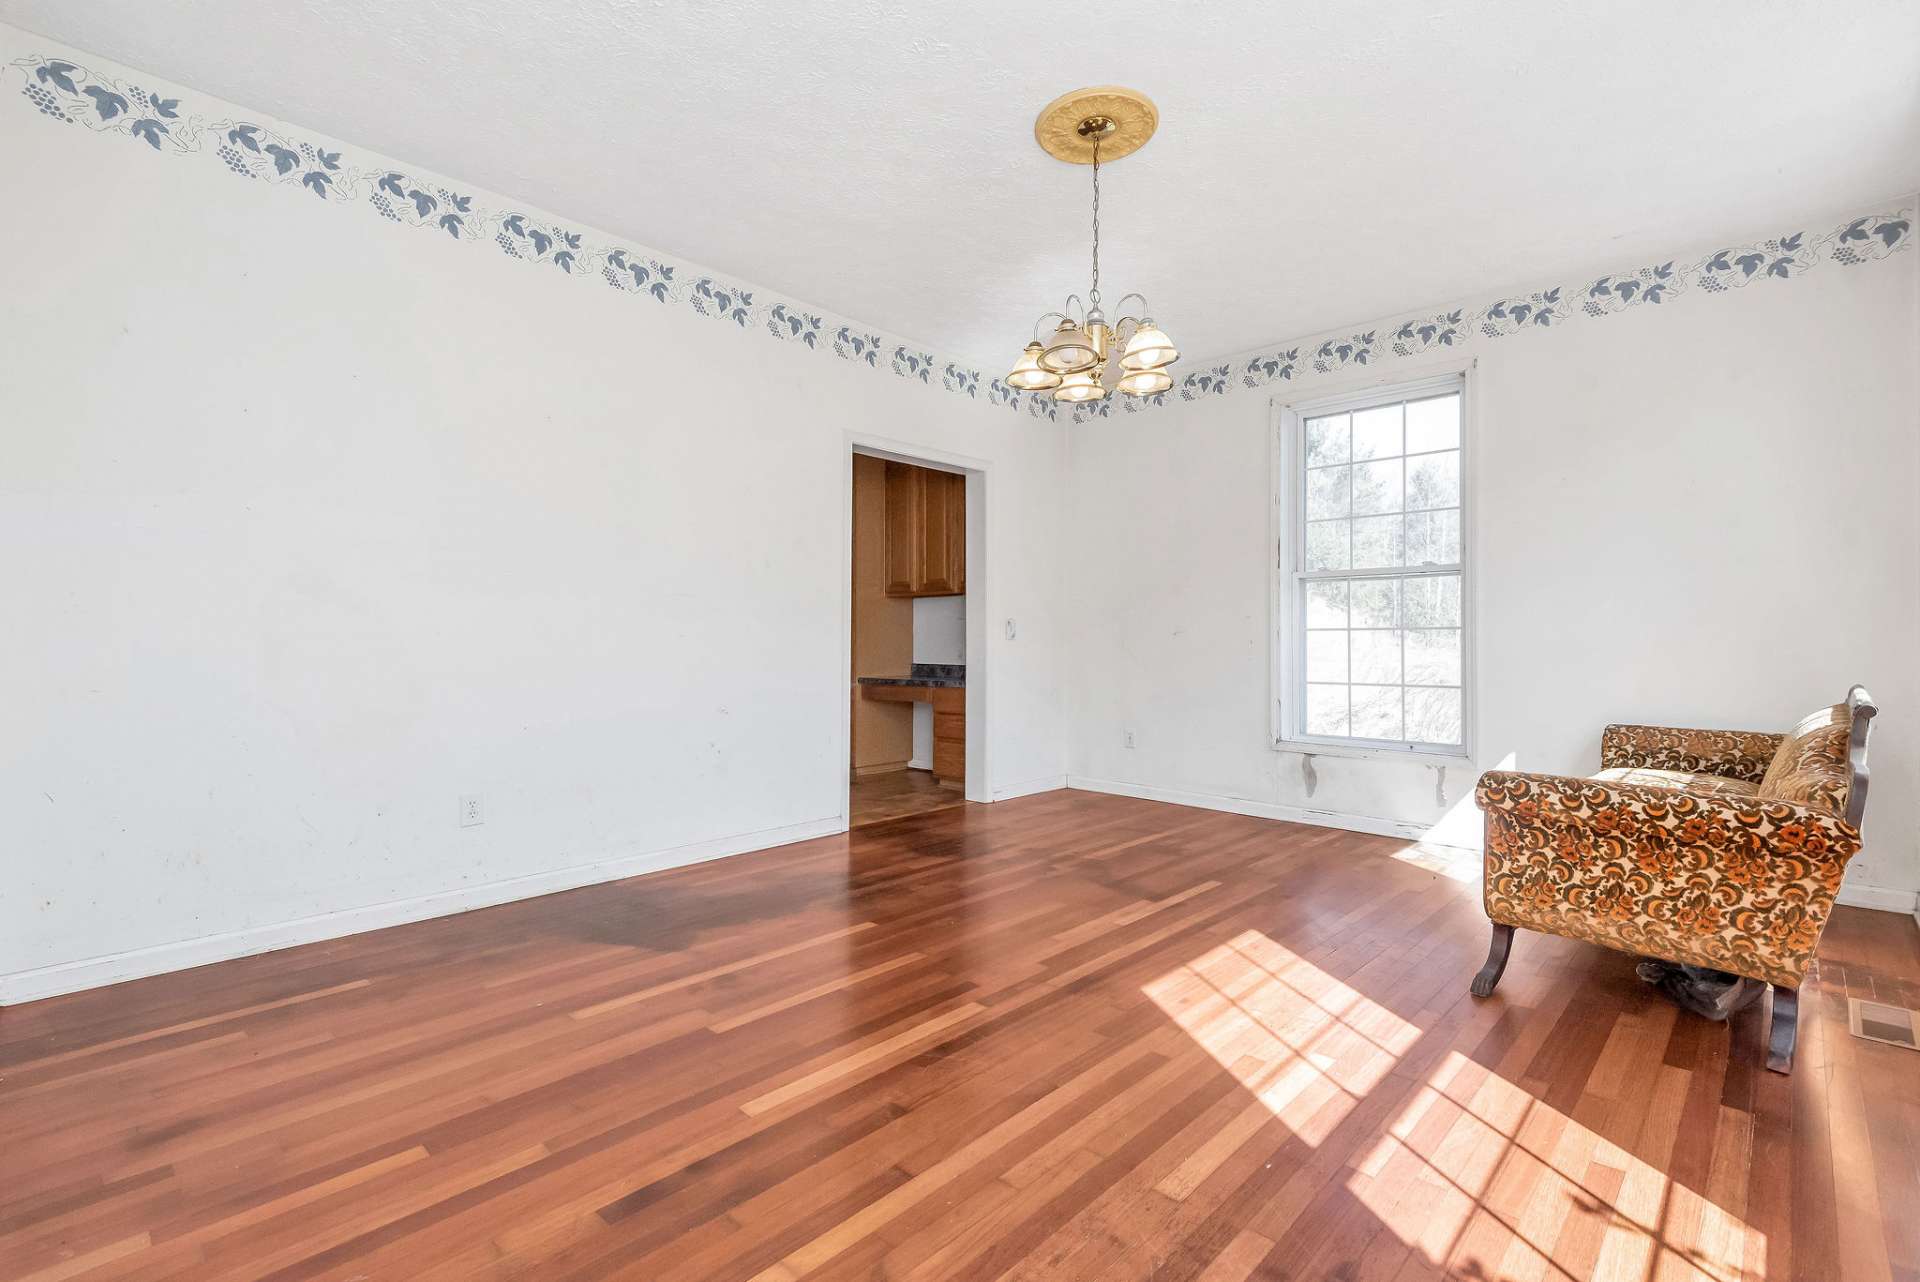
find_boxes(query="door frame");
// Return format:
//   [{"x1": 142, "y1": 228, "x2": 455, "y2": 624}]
[{"x1": 840, "y1": 433, "x2": 991, "y2": 823}]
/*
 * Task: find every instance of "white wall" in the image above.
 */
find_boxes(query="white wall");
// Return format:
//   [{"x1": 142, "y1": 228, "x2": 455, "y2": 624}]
[
  {"x1": 1069, "y1": 236, "x2": 1920, "y2": 907},
  {"x1": 0, "y1": 31, "x2": 1069, "y2": 997}
]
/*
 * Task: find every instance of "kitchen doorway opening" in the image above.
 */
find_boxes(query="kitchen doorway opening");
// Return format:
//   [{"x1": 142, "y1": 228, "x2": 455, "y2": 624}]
[{"x1": 843, "y1": 441, "x2": 987, "y2": 829}]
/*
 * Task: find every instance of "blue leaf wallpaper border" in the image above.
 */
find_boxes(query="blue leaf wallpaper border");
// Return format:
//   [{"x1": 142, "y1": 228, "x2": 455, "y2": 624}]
[
  {"x1": 1077, "y1": 204, "x2": 1912, "y2": 421},
  {"x1": 9, "y1": 50, "x2": 1061, "y2": 423},
  {"x1": 9, "y1": 45, "x2": 1913, "y2": 433}
]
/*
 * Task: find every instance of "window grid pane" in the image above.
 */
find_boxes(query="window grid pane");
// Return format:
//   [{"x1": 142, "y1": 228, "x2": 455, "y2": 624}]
[
  {"x1": 1295, "y1": 574, "x2": 1464, "y2": 748},
  {"x1": 1302, "y1": 423, "x2": 1458, "y2": 575},
  {"x1": 1291, "y1": 383, "x2": 1464, "y2": 752}
]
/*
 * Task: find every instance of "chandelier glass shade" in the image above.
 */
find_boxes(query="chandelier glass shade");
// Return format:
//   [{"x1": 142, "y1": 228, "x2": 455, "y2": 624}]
[
  {"x1": 1052, "y1": 370, "x2": 1107, "y2": 403},
  {"x1": 1005, "y1": 341, "x2": 1060, "y2": 392},
  {"x1": 1119, "y1": 323, "x2": 1178, "y2": 372},
  {"x1": 1007, "y1": 88, "x2": 1178, "y2": 405},
  {"x1": 1117, "y1": 366, "x2": 1174, "y2": 397},
  {"x1": 1039, "y1": 320, "x2": 1099, "y2": 375}
]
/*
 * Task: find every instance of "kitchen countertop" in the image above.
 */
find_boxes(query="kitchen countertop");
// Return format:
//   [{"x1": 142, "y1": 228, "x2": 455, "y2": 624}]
[{"x1": 856, "y1": 663, "x2": 965, "y2": 689}]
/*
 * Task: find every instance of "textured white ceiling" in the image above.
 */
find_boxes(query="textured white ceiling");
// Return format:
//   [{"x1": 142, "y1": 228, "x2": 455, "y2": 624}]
[{"x1": 5, "y1": 1, "x2": 1917, "y2": 369}]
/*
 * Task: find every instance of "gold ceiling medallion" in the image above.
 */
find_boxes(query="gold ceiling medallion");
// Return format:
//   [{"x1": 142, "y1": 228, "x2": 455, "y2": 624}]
[
  {"x1": 1007, "y1": 86, "x2": 1178, "y2": 405},
  {"x1": 1033, "y1": 86, "x2": 1159, "y2": 164}
]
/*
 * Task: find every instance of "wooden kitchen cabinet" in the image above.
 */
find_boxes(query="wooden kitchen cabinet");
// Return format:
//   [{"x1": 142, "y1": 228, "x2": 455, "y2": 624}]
[
  {"x1": 883, "y1": 461, "x2": 920, "y2": 596},
  {"x1": 884, "y1": 462, "x2": 965, "y2": 598},
  {"x1": 931, "y1": 688, "x2": 965, "y2": 783}
]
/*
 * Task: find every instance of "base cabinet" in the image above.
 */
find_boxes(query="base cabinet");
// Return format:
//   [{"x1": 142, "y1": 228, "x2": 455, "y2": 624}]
[
  {"x1": 931, "y1": 688, "x2": 965, "y2": 784},
  {"x1": 859, "y1": 684, "x2": 965, "y2": 786}
]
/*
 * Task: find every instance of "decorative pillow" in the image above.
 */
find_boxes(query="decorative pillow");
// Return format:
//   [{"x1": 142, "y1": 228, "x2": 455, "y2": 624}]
[{"x1": 1755, "y1": 704, "x2": 1852, "y2": 818}]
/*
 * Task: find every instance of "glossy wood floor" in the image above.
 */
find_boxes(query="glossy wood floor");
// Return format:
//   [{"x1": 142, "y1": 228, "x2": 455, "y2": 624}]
[
  {"x1": 4, "y1": 791, "x2": 1918, "y2": 1282},
  {"x1": 849, "y1": 769, "x2": 966, "y2": 829}
]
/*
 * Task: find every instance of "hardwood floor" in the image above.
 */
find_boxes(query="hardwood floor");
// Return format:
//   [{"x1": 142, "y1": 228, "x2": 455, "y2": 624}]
[
  {"x1": 849, "y1": 769, "x2": 965, "y2": 829},
  {"x1": 3, "y1": 789, "x2": 1917, "y2": 1281}
]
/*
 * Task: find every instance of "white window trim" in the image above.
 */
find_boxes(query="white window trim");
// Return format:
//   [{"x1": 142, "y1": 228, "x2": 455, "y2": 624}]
[{"x1": 1269, "y1": 363, "x2": 1477, "y2": 765}]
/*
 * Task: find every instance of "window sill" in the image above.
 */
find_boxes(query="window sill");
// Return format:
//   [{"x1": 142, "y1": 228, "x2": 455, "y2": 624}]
[{"x1": 1274, "y1": 740, "x2": 1474, "y2": 768}]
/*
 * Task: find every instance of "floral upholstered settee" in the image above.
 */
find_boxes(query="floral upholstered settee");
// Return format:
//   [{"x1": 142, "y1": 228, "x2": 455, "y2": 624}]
[{"x1": 1469, "y1": 686, "x2": 1876, "y2": 1073}]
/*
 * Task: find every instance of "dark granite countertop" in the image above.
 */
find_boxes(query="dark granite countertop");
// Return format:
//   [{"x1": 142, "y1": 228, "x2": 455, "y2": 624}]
[{"x1": 857, "y1": 663, "x2": 965, "y2": 689}]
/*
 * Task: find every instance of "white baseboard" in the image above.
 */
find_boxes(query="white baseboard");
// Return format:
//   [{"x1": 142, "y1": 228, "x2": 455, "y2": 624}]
[
  {"x1": 0, "y1": 814, "x2": 846, "y2": 1006},
  {"x1": 1835, "y1": 882, "x2": 1920, "y2": 915},
  {"x1": 1072, "y1": 776, "x2": 1920, "y2": 920},
  {"x1": 13, "y1": 787, "x2": 1909, "y2": 1006},
  {"x1": 1065, "y1": 774, "x2": 1428, "y2": 841},
  {"x1": 992, "y1": 774, "x2": 1068, "y2": 801}
]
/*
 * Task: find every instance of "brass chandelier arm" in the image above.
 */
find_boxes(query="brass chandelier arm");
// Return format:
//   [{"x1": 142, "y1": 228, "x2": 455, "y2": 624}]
[
  {"x1": 1036, "y1": 299, "x2": 1148, "y2": 345},
  {"x1": 1111, "y1": 293, "x2": 1152, "y2": 325},
  {"x1": 1030, "y1": 310, "x2": 1076, "y2": 342}
]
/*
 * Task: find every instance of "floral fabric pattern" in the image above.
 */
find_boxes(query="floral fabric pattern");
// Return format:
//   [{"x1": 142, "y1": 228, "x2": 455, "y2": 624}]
[
  {"x1": 1755, "y1": 704, "x2": 1852, "y2": 817},
  {"x1": 1599, "y1": 724, "x2": 1783, "y2": 782},
  {"x1": 1477, "y1": 770, "x2": 1860, "y2": 987},
  {"x1": 1589, "y1": 767, "x2": 1759, "y2": 801}
]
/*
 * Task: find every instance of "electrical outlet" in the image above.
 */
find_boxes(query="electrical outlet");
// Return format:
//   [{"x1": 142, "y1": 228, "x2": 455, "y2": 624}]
[
  {"x1": 1123, "y1": 729, "x2": 1136, "y2": 749},
  {"x1": 1005, "y1": 618, "x2": 1017, "y2": 640},
  {"x1": 459, "y1": 795, "x2": 484, "y2": 827}
]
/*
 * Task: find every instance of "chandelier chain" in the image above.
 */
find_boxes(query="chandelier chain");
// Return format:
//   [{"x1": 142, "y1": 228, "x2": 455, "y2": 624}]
[{"x1": 1089, "y1": 133, "x2": 1100, "y2": 306}]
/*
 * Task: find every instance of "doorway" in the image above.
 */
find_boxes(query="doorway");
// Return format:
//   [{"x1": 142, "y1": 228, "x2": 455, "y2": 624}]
[{"x1": 845, "y1": 445, "x2": 983, "y2": 828}]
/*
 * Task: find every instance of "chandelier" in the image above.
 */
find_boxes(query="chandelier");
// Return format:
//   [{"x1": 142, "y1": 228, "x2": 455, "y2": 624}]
[{"x1": 1006, "y1": 87, "x2": 1179, "y2": 404}]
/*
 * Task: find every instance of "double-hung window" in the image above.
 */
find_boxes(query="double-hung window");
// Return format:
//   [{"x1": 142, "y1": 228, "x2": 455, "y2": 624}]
[{"x1": 1276, "y1": 372, "x2": 1469, "y2": 757}]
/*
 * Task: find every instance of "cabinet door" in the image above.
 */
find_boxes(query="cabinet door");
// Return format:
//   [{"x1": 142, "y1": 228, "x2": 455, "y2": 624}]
[
  {"x1": 884, "y1": 462, "x2": 919, "y2": 596},
  {"x1": 943, "y1": 471, "x2": 966, "y2": 595},
  {"x1": 917, "y1": 470, "x2": 963, "y2": 596}
]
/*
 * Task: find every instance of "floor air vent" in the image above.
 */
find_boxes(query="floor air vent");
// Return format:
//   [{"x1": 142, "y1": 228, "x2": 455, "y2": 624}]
[{"x1": 1848, "y1": 997, "x2": 1920, "y2": 1051}]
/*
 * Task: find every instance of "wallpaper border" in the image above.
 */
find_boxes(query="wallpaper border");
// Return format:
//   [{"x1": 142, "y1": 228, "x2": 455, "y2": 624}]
[
  {"x1": 8, "y1": 41, "x2": 1912, "y2": 434},
  {"x1": 8, "y1": 47, "x2": 1061, "y2": 423},
  {"x1": 1080, "y1": 201, "x2": 1914, "y2": 421}
]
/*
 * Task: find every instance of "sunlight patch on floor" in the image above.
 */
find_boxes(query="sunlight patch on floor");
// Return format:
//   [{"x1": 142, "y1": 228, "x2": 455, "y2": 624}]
[
  {"x1": 1146, "y1": 932, "x2": 1766, "y2": 1282},
  {"x1": 1350, "y1": 1050, "x2": 1764, "y2": 1280},
  {"x1": 1142, "y1": 930, "x2": 1421, "y2": 1197},
  {"x1": 1390, "y1": 839, "x2": 1483, "y2": 883}
]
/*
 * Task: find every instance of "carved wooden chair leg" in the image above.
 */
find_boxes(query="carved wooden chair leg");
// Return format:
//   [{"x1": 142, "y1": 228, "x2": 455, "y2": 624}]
[
  {"x1": 1765, "y1": 984, "x2": 1799, "y2": 1074},
  {"x1": 1470, "y1": 923, "x2": 1515, "y2": 998}
]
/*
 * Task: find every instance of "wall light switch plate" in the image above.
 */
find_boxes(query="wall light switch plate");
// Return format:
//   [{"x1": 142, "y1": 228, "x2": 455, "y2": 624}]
[
  {"x1": 459, "y1": 795, "x2": 484, "y2": 827},
  {"x1": 1124, "y1": 729, "x2": 1136, "y2": 749}
]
